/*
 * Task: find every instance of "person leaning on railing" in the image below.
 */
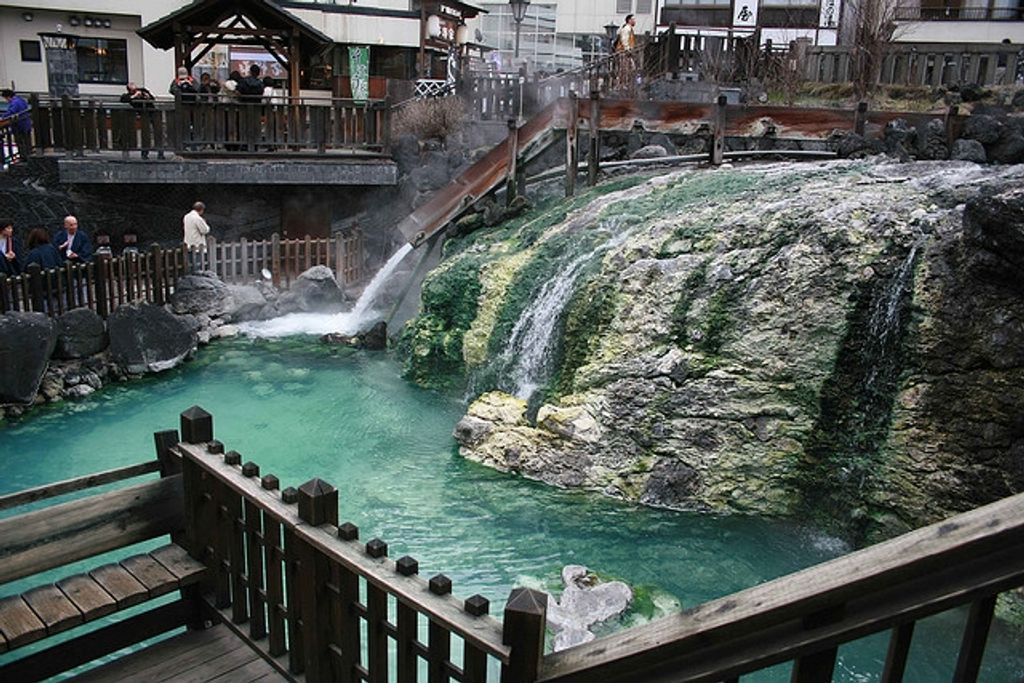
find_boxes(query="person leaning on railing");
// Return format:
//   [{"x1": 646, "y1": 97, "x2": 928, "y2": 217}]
[
  {"x1": 1, "y1": 89, "x2": 32, "y2": 159},
  {"x1": 0, "y1": 218, "x2": 22, "y2": 276}
]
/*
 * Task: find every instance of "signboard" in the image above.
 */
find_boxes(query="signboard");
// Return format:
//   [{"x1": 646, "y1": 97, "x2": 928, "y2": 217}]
[
  {"x1": 731, "y1": 0, "x2": 760, "y2": 28},
  {"x1": 348, "y1": 46, "x2": 370, "y2": 102},
  {"x1": 818, "y1": 0, "x2": 841, "y2": 29},
  {"x1": 229, "y1": 48, "x2": 286, "y2": 80}
]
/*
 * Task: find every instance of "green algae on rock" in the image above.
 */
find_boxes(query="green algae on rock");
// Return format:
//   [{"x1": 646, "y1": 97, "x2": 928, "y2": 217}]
[{"x1": 400, "y1": 160, "x2": 1024, "y2": 544}]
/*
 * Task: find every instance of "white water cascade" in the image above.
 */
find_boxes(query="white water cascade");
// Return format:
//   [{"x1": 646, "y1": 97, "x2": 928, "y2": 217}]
[
  {"x1": 499, "y1": 219, "x2": 631, "y2": 400},
  {"x1": 240, "y1": 243, "x2": 414, "y2": 338}
]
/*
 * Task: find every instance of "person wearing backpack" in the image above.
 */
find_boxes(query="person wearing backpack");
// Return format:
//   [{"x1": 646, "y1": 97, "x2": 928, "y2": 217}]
[{"x1": 169, "y1": 67, "x2": 198, "y2": 103}]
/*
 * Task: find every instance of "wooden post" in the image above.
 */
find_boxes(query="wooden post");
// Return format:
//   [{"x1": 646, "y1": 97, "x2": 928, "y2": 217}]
[
  {"x1": 272, "y1": 233, "x2": 283, "y2": 288},
  {"x1": 153, "y1": 429, "x2": 181, "y2": 477},
  {"x1": 565, "y1": 92, "x2": 579, "y2": 198},
  {"x1": 505, "y1": 118, "x2": 519, "y2": 206},
  {"x1": 944, "y1": 104, "x2": 959, "y2": 156},
  {"x1": 711, "y1": 94, "x2": 727, "y2": 166},
  {"x1": 667, "y1": 23, "x2": 680, "y2": 78},
  {"x1": 854, "y1": 100, "x2": 868, "y2": 136},
  {"x1": 952, "y1": 596, "x2": 997, "y2": 683},
  {"x1": 26, "y1": 264, "x2": 44, "y2": 314},
  {"x1": 332, "y1": 235, "x2": 344, "y2": 288},
  {"x1": 589, "y1": 91, "x2": 601, "y2": 186},
  {"x1": 150, "y1": 244, "x2": 165, "y2": 306},
  {"x1": 94, "y1": 254, "x2": 109, "y2": 318},
  {"x1": 296, "y1": 479, "x2": 338, "y2": 682},
  {"x1": 501, "y1": 587, "x2": 547, "y2": 683},
  {"x1": 180, "y1": 405, "x2": 213, "y2": 444}
]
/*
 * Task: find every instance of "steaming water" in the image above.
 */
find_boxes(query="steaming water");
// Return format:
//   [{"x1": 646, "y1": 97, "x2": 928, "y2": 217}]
[
  {"x1": 239, "y1": 243, "x2": 414, "y2": 338},
  {"x1": 864, "y1": 239, "x2": 922, "y2": 391},
  {"x1": 1, "y1": 340, "x2": 1021, "y2": 682},
  {"x1": 500, "y1": 219, "x2": 631, "y2": 401}
]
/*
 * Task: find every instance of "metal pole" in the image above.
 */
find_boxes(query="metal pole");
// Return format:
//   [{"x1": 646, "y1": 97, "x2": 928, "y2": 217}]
[{"x1": 515, "y1": 22, "x2": 522, "y2": 59}]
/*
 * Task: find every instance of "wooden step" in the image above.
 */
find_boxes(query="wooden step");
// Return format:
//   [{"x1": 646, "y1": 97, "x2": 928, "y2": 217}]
[{"x1": 0, "y1": 543, "x2": 207, "y2": 654}]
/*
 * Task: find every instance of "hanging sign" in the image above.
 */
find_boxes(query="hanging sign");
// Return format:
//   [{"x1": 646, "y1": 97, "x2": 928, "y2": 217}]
[
  {"x1": 818, "y1": 0, "x2": 841, "y2": 28},
  {"x1": 732, "y1": 0, "x2": 760, "y2": 28},
  {"x1": 348, "y1": 45, "x2": 370, "y2": 102}
]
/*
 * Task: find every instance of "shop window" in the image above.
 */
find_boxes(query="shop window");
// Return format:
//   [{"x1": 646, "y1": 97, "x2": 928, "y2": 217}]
[
  {"x1": 617, "y1": 0, "x2": 633, "y2": 13},
  {"x1": 20, "y1": 40, "x2": 42, "y2": 63},
  {"x1": 76, "y1": 37, "x2": 128, "y2": 84}
]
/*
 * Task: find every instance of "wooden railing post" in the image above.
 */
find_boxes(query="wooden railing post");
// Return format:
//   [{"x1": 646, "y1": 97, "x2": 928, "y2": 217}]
[
  {"x1": 589, "y1": 91, "x2": 601, "y2": 186},
  {"x1": 26, "y1": 264, "x2": 44, "y2": 314},
  {"x1": 94, "y1": 254, "x2": 109, "y2": 318},
  {"x1": 505, "y1": 118, "x2": 519, "y2": 206},
  {"x1": 854, "y1": 100, "x2": 868, "y2": 136},
  {"x1": 501, "y1": 587, "x2": 547, "y2": 683},
  {"x1": 296, "y1": 479, "x2": 338, "y2": 682},
  {"x1": 150, "y1": 244, "x2": 165, "y2": 306},
  {"x1": 944, "y1": 104, "x2": 959, "y2": 154},
  {"x1": 667, "y1": 23, "x2": 680, "y2": 77},
  {"x1": 565, "y1": 92, "x2": 579, "y2": 198},
  {"x1": 711, "y1": 94, "x2": 727, "y2": 166}
]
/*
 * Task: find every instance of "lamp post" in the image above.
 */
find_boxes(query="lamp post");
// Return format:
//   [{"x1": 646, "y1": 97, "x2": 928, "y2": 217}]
[
  {"x1": 509, "y1": 0, "x2": 530, "y2": 59},
  {"x1": 604, "y1": 22, "x2": 619, "y2": 54}
]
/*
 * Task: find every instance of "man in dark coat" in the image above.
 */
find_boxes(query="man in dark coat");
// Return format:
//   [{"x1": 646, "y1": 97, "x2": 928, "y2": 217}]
[
  {"x1": 0, "y1": 218, "x2": 22, "y2": 275},
  {"x1": 52, "y1": 215, "x2": 92, "y2": 263}
]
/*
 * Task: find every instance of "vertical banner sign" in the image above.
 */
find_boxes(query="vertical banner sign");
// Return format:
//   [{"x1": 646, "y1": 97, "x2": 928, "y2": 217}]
[
  {"x1": 732, "y1": 0, "x2": 760, "y2": 28},
  {"x1": 349, "y1": 46, "x2": 370, "y2": 102},
  {"x1": 819, "y1": 0, "x2": 841, "y2": 28}
]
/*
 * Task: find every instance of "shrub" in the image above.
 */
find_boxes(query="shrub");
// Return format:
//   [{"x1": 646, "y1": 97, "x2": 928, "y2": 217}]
[{"x1": 391, "y1": 96, "x2": 466, "y2": 141}]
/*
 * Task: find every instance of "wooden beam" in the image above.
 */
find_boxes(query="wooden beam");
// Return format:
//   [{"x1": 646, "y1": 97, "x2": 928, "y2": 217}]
[
  {"x1": 0, "y1": 475, "x2": 184, "y2": 585},
  {"x1": 0, "y1": 461, "x2": 161, "y2": 512}
]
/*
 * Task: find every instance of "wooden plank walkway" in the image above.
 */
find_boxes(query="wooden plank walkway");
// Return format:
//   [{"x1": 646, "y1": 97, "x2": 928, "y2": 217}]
[{"x1": 68, "y1": 624, "x2": 285, "y2": 682}]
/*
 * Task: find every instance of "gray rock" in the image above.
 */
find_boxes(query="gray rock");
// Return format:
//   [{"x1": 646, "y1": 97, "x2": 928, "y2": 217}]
[
  {"x1": 170, "y1": 273, "x2": 231, "y2": 316},
  {"x1": 224, "y1": 284, "x2": 268, "y2": 322},
  {"x1": 988, "y1": 130, "x2": 1024, "y2": 165},
  {"x1": 647, "y1": 133, "x2": 678, "y2": 156},
  {"x1": 640, "y1": 459, "x2": 701, "y2": 507},
  {"x1": 277, "y1": 266, "x2": 347, "y2": 313},
  {"x1": 453, "y1": 415, "x2": 492, "y2": 446},
  {"x1": 883, "y1": 119, "x2": 916, "y2": 159},
  {"x1": 915, "y1": 119, "x2": 948, "y2": 161},
  {"x1": 630, "y1": 144, "x2": 670, "y2": 160},
  {"x1": 963, "y1": 114, "x2": 1003, "y2": 145},
  {"x1": 108, "y1": 303, "x2": 197, "y2": 374},
  {"x1": 1013, "y1": 90, "x2": 1024, "y2": 110},
  {"x1": 64, "y1": 384, "x2": 95, "y2": 399},
  {"x1": 55, "y1": 308, "x2": 108, "y2": 359},
  {"x1": 951, "y1": 139, "x2": 987, "y2": 163},
  {"x1": 545, "y1": 565, "x2": 633, "y2": 653},
  {"x1": 0, "y1": 312, "x2": 58, "y2": 404}
]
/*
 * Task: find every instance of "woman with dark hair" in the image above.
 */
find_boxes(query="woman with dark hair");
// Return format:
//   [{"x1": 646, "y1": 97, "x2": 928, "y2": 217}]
[{"x1": 24, "y1": 227, "x2": 61, "y2": 269}]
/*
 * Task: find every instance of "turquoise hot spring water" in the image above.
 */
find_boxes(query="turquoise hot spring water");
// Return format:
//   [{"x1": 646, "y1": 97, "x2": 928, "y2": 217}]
[{"x1": 1, "y1": 339, "x2": 1021, "y2": 682}]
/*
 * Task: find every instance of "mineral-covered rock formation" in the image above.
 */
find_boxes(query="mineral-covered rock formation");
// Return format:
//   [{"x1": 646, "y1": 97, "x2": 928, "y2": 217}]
[{"x1": 403, "y1": 160, "x2": 1024, "y2": 542}]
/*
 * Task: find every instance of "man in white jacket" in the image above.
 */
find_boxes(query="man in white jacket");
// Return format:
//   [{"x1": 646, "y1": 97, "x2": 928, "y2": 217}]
[{"x1": 183, "y1": 201, "x2": 211, "y2": 249}]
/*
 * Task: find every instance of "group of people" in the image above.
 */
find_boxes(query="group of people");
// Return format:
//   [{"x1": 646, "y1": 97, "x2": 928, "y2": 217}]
[
  {"x1": 0, "y1": 216, "x2": 92, "y2": 276},
  {"x1": 166, "y1": 64, "x2": 284, "y2": 105}
]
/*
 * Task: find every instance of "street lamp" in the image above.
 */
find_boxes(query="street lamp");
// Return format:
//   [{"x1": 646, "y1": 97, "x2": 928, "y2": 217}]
[
  {"x1": 604, "y1": 22, "x2": 618, "y2": 54},
  {"x1": 509, "y1": 0, "x2": 530, "y2": 59}
]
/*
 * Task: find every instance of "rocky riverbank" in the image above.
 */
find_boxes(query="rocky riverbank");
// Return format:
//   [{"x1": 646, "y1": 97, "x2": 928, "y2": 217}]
[{"x1": 399, "y1": 158, "x2": 1024, "y2": 544}]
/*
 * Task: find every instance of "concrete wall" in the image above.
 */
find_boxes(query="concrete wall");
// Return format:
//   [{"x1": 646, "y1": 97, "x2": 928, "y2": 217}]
[{"x1": 0, "y1": 1, "x2": 185, "y2": 96}]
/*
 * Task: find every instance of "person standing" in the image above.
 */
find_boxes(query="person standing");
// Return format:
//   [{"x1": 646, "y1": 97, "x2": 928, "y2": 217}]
[
  {"x1": 53, "y1": 215, "x2": 93, "y2": 264},
  {"x1": 616, "y1": 14, "x2": 637, "y2": 53},
  {"x1": 2, "y1": 89, "x2": 33, "y2": 159},
  {"x1": 0, "y1": 219, "x2": 22, "y2": 275},
  {"x1": 169, "y1": 67, "x2": 198, "y2": 103},
  {"x1": 183, "y1": 201, "x2": 211, "y2": 272},
  {"x1": 614, "y1": 15, "x2": 638, "y2": 91}
]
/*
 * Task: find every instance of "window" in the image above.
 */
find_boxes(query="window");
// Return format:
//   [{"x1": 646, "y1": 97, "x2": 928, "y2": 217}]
[
  {"x1": 76, "y1": 37, "x2": 128, "y2": 84},
  {"x1": 20, "y1": 40, "x2": 41, "y2": 63},
  {"x1": 617, "y1": 0, "x2": 633, "y2": 14},
  {"x1": 637, "y1": 0, "x2": 654, "y2": 13}
]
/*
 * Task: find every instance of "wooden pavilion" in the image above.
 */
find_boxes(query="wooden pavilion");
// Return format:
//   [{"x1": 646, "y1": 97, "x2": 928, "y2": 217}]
[{"x1": 138, "y1": 0, "x2": 334, "y2": 97}]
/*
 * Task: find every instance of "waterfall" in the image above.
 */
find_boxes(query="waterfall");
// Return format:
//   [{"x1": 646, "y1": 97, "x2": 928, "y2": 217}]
[
  {"x1": 864, "y1": 239, "x2": 922, "y2": 391},
  {"x1": 240, "y1": 243, "x2": 413, "y2": 338},
  {"x1": 494, "y1": 219, "x2": 631, "y2": 401}
]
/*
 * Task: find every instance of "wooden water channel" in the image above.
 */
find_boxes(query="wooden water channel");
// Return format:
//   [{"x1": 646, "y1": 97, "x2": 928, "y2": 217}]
[
  {"x1": 0, "y1": 232, "x2": 363, "y2": 318},
  {"x1": 0, "y1": 406, "x2": 1022, "y2": 682}
]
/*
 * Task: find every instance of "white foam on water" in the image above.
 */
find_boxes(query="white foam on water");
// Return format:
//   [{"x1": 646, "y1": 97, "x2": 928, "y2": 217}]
[{"x1": 239, "y1": 243, "x2": 414, "y2": 339}]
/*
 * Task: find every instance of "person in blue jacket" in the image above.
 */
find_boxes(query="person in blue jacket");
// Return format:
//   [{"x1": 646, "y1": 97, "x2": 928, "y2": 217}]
[
  {"x1": 52, "y1": 215, "x2": 92, "y2": 263},
  {"x1": 0, "y1": 219, "x2": 22, "y2": 275},
  {"x1": 2, "y1": 88, "x2": 33, "y2": 158},
  {"x1": 24, "y1": 228, "x2": 61, "y2": 269}
]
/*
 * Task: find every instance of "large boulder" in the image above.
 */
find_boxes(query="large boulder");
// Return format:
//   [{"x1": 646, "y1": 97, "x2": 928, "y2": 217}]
[
  {"x1": 108, "y1": 303, "x2": 197, "y2": 374},
  {"x1": 987, "y1": 128, "x2": 1024, "y2": 165},
  {"x1": 54, "y1": 308, "x2": 107, "y2": 359},
  {"x1": 915, "y1": 119, "x2": 948, "y2": 161},
  {"x1": 0, "y1": 312, "x2": 57, "y2": 404},
  {"x1": 630, "y1": 144, "x2": 670, "y2": 160},
  {"x1": 951, "y1": 139, "x2": 987, "y2": 163},
  {"x1": 170, "y1": 273, "x2": 231, "y2": 316},
  {"x1": 223, "y1": 284, "x2": 269, "y2": 322},
  {"x1": 963, "y1": 114, "x2": 1003, "y2": 145},
  {"x1": 278, "y1": 266, "x2": 347, "y2": 313}
]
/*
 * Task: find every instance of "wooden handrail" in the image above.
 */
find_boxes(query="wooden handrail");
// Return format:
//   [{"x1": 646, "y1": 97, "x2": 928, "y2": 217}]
[
  {"x1": 0, "y1": 460, "x2": 161, "y2": 511},
  {"x1": 539, "y1": 492, "x2": 1024, "y2": 682}
]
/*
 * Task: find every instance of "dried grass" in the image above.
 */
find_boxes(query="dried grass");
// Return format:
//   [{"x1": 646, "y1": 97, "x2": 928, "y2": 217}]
[{"x1": 391, "y1": 96, "x2": 466, "y2": 141}]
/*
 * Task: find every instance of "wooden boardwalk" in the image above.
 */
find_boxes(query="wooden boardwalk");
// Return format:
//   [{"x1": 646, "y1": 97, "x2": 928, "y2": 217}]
[{"x1": 69, "y1": 625, "x2": 284, "y2": 682}]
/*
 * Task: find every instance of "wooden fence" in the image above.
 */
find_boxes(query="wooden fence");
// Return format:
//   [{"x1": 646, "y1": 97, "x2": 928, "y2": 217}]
[
  {"x1": 174, "y1": 407, "x2": 545, "y2": 682},
  {"x1": 26, "y1": 94, "x2": 390, "y2": 159},
  {"x1": 1, "y1": 118, "x2": 21, "y2": 168},
  {"x1": 0, "y1": 233, "x2": 363, "y2": 318}
]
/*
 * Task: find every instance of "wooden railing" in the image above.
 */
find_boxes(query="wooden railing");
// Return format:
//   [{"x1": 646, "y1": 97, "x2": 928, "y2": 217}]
[
  {"x1": 174, "y1": 407, "x2": 547, "y2": 682},
  {"x1": 26, "y1": 94, "x2": 390, "y2": 159},
  {"x1": 538, "y1": 491, "x2": 1024, "y2": 682},
  {"x1": 0, "y1": 233, "x2": 364, "y2": 318},
  {"x1": 1, "y1": 118, "x2": 21, "y2": 168}
]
